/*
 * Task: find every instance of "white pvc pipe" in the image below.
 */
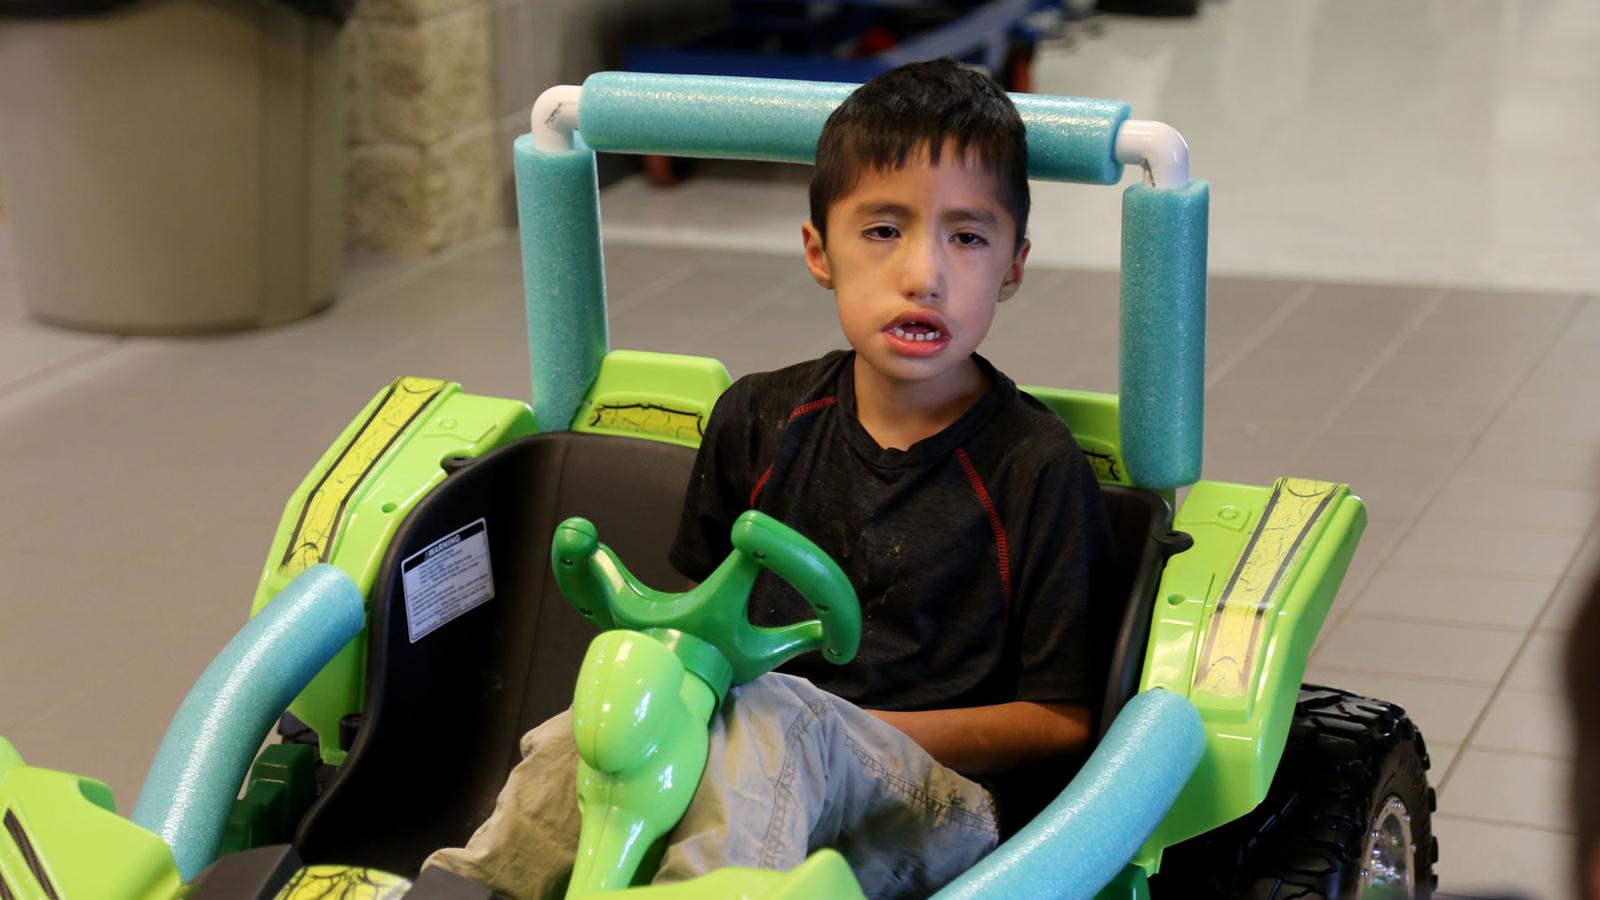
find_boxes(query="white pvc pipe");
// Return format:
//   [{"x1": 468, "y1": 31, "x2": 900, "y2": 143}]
[
  {"x1": 532, "y1": 84, "x2": 582, "y2": 152},
  {"x1": 1114, "y1": 119, "x2": 1190, "y2": 189}
]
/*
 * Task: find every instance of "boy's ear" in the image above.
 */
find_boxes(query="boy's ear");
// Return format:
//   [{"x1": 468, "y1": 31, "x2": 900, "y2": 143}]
[
  {"x1": 997, "y1": 238, "x2": 1031, "y2": 303},
  {"x1": 802, "y1": 221, "x2": 832, "y2": 289}
]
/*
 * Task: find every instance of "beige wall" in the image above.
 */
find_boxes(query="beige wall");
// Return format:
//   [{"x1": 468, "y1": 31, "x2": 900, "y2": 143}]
[{"x1": 344, "y1": 0, "x2": 722, "y2": 255}]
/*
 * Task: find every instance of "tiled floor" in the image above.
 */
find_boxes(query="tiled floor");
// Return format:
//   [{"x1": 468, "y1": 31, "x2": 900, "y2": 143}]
[{"x1": 3, "y1": 1, "x2": 1599, "y2": 898}]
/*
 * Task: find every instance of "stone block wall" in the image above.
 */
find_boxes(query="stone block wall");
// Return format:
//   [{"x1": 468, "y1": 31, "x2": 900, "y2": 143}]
[
  {"x1": 344, "y1": 0, "x2": 723, "y2": 255},
  {"x1": 343, "y1": 0, "x2": 502, "y2": 254}
]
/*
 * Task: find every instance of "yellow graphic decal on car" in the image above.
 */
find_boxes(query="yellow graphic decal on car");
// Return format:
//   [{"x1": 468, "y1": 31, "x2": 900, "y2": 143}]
[
  {"x1": 1193, "y1": 478, "x2": 1342, "y2": 698},
  {"x1": 279, "y1": 377, "x2": 446, "y2": 577},
  {"x1": 588, "y1": 401, "x2": 706, "y2": 443},
  {"x1": 274, "y1": 865, "x2": 411, "y2": 899}
]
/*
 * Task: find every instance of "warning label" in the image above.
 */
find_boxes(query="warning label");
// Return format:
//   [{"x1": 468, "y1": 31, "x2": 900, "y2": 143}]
[{"x1": 402, "y1": 518, "x2": 495, "y2": 644}]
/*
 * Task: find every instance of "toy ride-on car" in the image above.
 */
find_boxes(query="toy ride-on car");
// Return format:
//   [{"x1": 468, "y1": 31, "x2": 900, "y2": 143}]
[{"x1": 0, "y1": 73, "x2": 1436, "y2": 900}]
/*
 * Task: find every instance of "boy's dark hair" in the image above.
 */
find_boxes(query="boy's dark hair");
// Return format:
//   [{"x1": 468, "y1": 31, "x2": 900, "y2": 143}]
[{"x1": 809, "y1": 59, "x2": 1030, "y2": 252}]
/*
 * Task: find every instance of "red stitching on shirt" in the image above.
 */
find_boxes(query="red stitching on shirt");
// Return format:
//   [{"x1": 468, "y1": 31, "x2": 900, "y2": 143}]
[
  {"x1": 788, "y1": 396, "x2": 837, "y2": 421},
  {"x1": 750, "y1": 396, "x2": 836, "y2": 507},
  {"x1": 748, "y1": 463, "x2": 775, "y2": 507},
  {"x1": 955, "y1": 447, "x2": 1013, "y2": 617}
]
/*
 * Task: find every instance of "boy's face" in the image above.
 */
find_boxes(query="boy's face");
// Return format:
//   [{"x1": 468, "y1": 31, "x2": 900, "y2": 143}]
[{"x1": 802, "y1": 142, "x2": 1029, "y2": 392}]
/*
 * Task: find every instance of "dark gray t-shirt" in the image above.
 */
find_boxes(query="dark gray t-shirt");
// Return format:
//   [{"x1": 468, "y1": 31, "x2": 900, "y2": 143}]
[{"x1": 669, "y1": 350, "x2": 1111, "y2": 712}]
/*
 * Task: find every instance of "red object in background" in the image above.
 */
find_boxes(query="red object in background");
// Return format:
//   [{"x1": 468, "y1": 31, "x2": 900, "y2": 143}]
[{"x1": 850, "y1": 25, "x2": 898, "y2": 58}]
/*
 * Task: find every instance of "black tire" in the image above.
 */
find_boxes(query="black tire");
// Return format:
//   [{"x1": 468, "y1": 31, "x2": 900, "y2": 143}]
[{"x1": 1153, "y1": 685, "x2": 1438, "y2": 899}]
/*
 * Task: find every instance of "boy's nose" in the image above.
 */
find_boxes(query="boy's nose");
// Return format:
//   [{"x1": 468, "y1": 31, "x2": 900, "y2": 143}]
[{"x1": 900, "y1": 240, "x2": 945, "y2": 300}]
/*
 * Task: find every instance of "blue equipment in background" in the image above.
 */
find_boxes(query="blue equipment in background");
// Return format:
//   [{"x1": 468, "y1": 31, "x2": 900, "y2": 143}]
[{"x1": 624, "y1": 0, "x2": 1067, "y2": 89}]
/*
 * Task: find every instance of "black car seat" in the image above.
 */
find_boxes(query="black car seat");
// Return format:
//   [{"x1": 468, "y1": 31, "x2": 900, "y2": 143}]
[{"x1": 293, "y1": 431, "x2": 1188, "y2": 872}]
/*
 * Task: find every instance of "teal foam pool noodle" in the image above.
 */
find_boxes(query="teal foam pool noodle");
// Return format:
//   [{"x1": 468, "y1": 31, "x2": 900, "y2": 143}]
[
  {"x1": 130, "y1": 564, "x2": 364, "y2": 882},
  {"x1": 1011, "y1": 93, "x2": 1130, "y2": 185},
  {"x1": 515, "y1": 133, "x2": 608, "y2": 432},
  {"x1": 577, "y1": 72, "x2": 1130, "y2": 185},
  {"x1": 1120, "y1": 181, "x2": 1209, "y2": 489},
  {"x1": 931, "y1": 689, "x2": 1204, "y2": 900},
  {"x1": 579, "y1": 72, "x2": 851, "y2": 166}
]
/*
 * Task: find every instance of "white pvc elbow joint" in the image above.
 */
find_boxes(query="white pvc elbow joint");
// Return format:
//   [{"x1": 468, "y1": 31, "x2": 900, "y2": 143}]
[
  {"x1": 1114, "y1": 120, "x2": 1190, "y2": 189},
  {"x1": 532, "y1": 85, "x2": 582, "y2": 152}
]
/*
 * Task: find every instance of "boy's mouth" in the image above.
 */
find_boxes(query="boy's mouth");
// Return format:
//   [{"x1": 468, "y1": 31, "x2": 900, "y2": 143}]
[
  {"x1": 888, "y1": 322, "x2": 943, "y2": 342},
  {"x1": 882, "y1": 311, "x2": 951, "y2": 357}
]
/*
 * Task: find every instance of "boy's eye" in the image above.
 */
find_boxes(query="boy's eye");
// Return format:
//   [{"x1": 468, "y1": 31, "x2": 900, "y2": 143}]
[
  {"x1": 864, "y1": 225, "x2": 900, "y2": 240},
  {"x1": 952, "y1": 232, "x2": 989, "y2": 246}
]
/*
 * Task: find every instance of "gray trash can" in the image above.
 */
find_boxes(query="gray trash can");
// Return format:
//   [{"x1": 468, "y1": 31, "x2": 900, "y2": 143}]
[{"x1": 0, "y1": 0, "x2": 349, "y2": 333}]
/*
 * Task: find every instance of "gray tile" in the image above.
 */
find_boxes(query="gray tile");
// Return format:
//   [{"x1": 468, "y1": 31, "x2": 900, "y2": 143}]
[
  {"x1": 1430, "y1": 742, "x2": 1459, "y2": 779},
  {"x1": 1291, "y1": 430, "x2": 1468, "y2": 509},
  {"x1": 1199, "y1": 421, "x2": 1314, "y2": 487},
  {"x1": 1295, "y1": 281, "x2": 1441, "y2": 345},
  {"x1": 426, "y1": 230, "x2": 522, "y2": 287},
  {"x1": 1303, "y1": 666, "x2": 1493, "y2": 745},
  {"x1": 338, "y1": 247, "x2": 427, "y2": 301},
  {"x1": 1428, "y1": 288, "x2": 1581, "y2": 342},
  {"x1": 1515, "y1": 353, "x2": 1600, "y2": 405},
  {"x1": 1366, "y1": 339, "x2": 1541, "y2": 401},
  {"x1": 1524, "y1": 307, "x2": 1600, "y2": 384},
  {"x1": 1506, "y1": 633, "x2": 1569, "y2": 696},
  {"x1": 1340, "y1": 530, "x2": 1400, "y2": 602},
  {"x1": 1312, "y1": 615, "x2": 1523, "y2": 685},
  {"x1": 1207, "y1": 380, "x2": 1348, "y2": 432},
  {"x1": 712, "y1": 278, "x2": 846, "y2": 381},
  {"x1": 610, "y1": 265, "x2": 817, "y2": 363},
  {"x1": 1388, "y1": 518, "x2": 1588, "y2": 580},
  {"x1": 1472, "y1": 688, "x2": 1573, "y2": 760},
  {"x1": 1440, "y1": 750, "x2": 1572, "y2": 832},
  {"x1": 1458, "y1": 437, "x2": 1600, "y2": 489},
  {"x1": 983, "y1": 268, "x2": 1118, "y2": 389},
  {"x1": 1354, "y1": 567, "x2": 1556, "y2": 630},
  {"x1": 1538, "y1": 577, "x2": 1596, "y2": 635},
  {"x1": 1318, "y1": 467, "x2": 1452, "y2": 526},
  {"x1": 602, "y1": 244, "x2": 712, "y2": 313},
  {"x1": 1328, "y1": 389, "x2": 1493, "y2": 439},
  {"x1": 1432, "y1": 815, "x2": 1575, "y2": 900},
  {"x1": 1428, "y1": 477, "x2": 1600, "y2": 532},
  {"x1": 1524, "y1": 350, "x2": 1600, "y2": 390},
  {"x1": 1228, "y1": 346, "x2": 1368, "y2": 396},
  {"x1": 0, "y1": 319, "x2": 118, "y2": 394},
  {"x1": 1488, "y1": 397, "x2": 1600, "y2": 444},
  {"x1": 1570, "y1": 528, "x2": 1600, "y2": 583},
  {"x1": 1204, "y1": 276, "x2": 1307, "y2": 377}
]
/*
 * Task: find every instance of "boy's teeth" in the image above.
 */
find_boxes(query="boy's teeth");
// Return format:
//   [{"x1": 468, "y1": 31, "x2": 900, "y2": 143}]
[{"x1": 890, "y1": 325, "x2": 941, "y2": 341}]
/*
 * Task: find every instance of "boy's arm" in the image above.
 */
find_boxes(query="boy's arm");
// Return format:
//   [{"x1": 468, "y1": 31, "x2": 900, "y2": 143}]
[{"x1": 867, "y1": 702, "x2": 1091, "y2": 775}]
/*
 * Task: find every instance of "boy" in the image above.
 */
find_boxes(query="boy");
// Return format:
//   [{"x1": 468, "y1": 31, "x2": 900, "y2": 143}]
[{"x1": 425, "y1": 59, "x2": 1111, "y2": 898}]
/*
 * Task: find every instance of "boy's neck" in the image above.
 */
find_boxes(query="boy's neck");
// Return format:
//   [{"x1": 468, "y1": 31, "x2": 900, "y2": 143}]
[{"x1": 851, "y1": 354, "x2": 988, "y2": 452}]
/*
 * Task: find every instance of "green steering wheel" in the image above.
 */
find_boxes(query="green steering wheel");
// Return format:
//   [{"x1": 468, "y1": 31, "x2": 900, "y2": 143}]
[{"x1": 551, "y1": 509, "x2": 862, "y2": 694}]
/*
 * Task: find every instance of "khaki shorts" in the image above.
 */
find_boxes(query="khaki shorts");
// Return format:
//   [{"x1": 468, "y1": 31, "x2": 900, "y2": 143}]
[{"x1": 424, "y1": 672, "x2": 999, "y2": 899}]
